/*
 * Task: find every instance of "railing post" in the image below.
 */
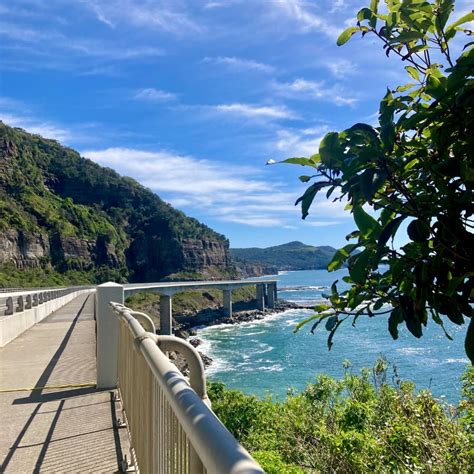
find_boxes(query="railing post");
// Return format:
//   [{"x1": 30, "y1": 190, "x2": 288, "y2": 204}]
[
  {"x1": 96, "y1": 282, "x2": 124, "y2": 389},
  {"x1": 223, "y1": 289, "x2": 232, "y2": 317},
  {"x1": 16, "y1": 296, "x2": 24, "y2": 312},
  {"x1": 160, "y1": 294, "x2": 173, "y2": 335},
  {"x1": 5, "y1": 297, "x2": 13, "y2": 315}
]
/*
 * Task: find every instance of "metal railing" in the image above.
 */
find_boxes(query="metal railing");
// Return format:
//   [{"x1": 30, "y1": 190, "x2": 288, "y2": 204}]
[
  {"x1": 0, "y1": 286, "x2": 93, "y2": 316},
  {"x1": 111, "y1": 302, "x2": 263, "y2": 474}
]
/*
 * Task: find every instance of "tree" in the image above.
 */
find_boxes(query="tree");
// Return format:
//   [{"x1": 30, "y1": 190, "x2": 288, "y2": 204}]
[{"x1": 273, "y1": 0, "x2": 474, "y2": 363}]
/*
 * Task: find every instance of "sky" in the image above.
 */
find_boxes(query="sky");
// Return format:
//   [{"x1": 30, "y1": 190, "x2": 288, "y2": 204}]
[{"x1": 0, "y1": 0, "x2": 472, "y2": 248}]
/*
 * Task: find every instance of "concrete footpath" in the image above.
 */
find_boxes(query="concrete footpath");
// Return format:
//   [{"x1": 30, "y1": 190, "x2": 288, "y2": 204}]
[{"x1": 0, "y1": 294, "x2": 129, "y2": 473}]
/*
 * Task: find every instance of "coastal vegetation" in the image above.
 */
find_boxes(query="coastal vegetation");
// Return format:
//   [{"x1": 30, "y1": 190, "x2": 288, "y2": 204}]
[
  {"x1": 274, "y1": 0, "x2": 474, "y2": 362},
  {"x1": 125, "y1": 286, "x2": 257, "y2": 330},
  {"x1": 0, "y1": 122, "x2": 231, "y2": 286},
  {"x1": 209, "y1": 361, "x2": 474, "y2": 473}
]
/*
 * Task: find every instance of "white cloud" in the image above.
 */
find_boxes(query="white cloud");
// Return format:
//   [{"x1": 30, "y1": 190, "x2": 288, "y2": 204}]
[
  {"x1": 324, "y1": 59, "x2": 357, "y2": 79},
  {"x1": 304, "y1": 220, "x2": 341, "y2": 227},
  {"x1": 202, "y1": 56, "x2": 275, "y2": 73},
  {"x1": 79, "y1": 0, "x2": 203, "y2": 34},
  {"x1": 273, "y1": 125, "x2": 329, "y2": 156},
  {"x1": 212, "y1": 103, "x2": 297, "y2": 120},
  {"x1": 274, "y1": 78, "x2": 358, "y2": 106},
  {"x1": 0, "y1": 21, "x2": 164, "y2": 61},
  {"x1": 0, "y1": 111, "x2": 72, "y2": 142},
  {"x1": 83, "y1": 147, "x2": 351, "y2": 228},
  {"x1": 270, "y1": 0, "x2": 341, "y2": 37},
  {"x1": 330, "y1": 0, "x2": 347, "y2": 13},
  {"x1": 134, "y1": 88, "x2": 178, "y2": 102},
  {"x1": 221, "y1": 216, "x2": 288, "y2": 227}
]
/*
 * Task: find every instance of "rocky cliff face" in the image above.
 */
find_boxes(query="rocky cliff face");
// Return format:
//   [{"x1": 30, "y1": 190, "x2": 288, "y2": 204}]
[
  {"x1": 0, "y1": 230, "x2": 126, "y2": 271},
  {"x1": 233, "y1": 261, "x2": 278, "y2": 278},
  {"x1": 0, "y1": 230, "x2": 50, "y2": 269},
  {"x1": 0, "y1": 122, "x2": 233, "y2": 284},
  {"x1": 181, "y1": 239, "x2": 231, "y2": 271}
]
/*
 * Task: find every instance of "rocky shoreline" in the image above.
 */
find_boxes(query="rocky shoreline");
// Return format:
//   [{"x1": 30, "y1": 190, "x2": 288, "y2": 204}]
[{"x1": 172, "y1": 299, "x2": 310, "y2": 374}]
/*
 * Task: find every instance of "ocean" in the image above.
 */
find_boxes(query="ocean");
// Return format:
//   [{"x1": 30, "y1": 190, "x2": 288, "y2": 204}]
[{"x1": 197, "y1": 269, "x2": 470, "y2": 404}]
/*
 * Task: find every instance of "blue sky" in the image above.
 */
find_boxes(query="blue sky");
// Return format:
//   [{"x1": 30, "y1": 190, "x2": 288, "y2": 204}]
[{"x1": 1, "y1": 0, "x2": 471, "y2": 248}]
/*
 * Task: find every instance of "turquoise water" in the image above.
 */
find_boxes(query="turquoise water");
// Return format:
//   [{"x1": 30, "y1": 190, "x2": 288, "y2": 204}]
[{"x1": 197, "y1": 269, "x2": 469, "y2": 404}]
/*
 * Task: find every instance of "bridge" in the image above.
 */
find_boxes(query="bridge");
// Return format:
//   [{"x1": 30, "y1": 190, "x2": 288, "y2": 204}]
[{"x1": 0, "y1": 278, "x2": 278, "y2": 473}]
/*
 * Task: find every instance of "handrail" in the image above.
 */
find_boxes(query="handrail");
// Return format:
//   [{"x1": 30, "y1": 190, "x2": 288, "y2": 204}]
[
  {"x1": 0, "y1": 286, "x2": 94, "y2": 316},
  {"x1": 128, "y1": 310, "x2": 156, "y2": 333},
  {"x1": 110, "y1": 302, "x2": 263, "y2": 474},
  {"x1": 155, "y1": 335, "x2": 209, "y2": 404}
]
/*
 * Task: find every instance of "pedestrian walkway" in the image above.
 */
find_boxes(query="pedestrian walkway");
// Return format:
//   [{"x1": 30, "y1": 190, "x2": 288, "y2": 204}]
[{"x1": 0, "y1": 294, "x2": 129, "y2": 473}]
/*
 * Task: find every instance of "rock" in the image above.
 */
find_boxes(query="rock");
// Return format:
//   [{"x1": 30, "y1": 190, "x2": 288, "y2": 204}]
[
  {"x1": 181, "y1": 239, "x2": 231, "y2": 273},
  {"x1": 232, "y1": 262, "x2": 278, "y2": 278},
  {"x1": 168, "y1": 348, "x2": 213, "y2": 376},
  {"x1": 0, "y1": 230, "x2": 50, "y2": 269},
  {"x1": 199, "y1": 351, "x2": 213, "y2": 368},
  {"x1": 189, "y1": 338, "x2": 203, "y2": 347}
]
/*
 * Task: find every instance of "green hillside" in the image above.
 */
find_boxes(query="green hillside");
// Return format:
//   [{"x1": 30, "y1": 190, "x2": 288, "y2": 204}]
[
  {"x1": 231, "y1": 241, "x2": 336, "y2": 271},
  {"x1": 0, "y1": 122, "x2": 231, "y2": 286}
]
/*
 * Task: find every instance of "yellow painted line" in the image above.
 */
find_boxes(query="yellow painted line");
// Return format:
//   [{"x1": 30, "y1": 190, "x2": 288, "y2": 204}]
[{"x1": 0, "y1": 382, "x2": 96, "y2": 393}]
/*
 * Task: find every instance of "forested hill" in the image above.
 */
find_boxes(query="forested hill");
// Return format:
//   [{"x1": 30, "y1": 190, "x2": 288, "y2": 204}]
[
  {"x1": 0, "y1": 122, "x2": 232, "y2": 286},
  {"x1": 231, "y1": 241, "x2": 336, "y2": 271}
]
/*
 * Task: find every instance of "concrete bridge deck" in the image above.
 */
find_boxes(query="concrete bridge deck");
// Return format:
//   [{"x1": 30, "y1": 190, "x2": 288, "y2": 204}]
[{"x1": 0, "y1": 294, "x2": 129, "y2": 473}]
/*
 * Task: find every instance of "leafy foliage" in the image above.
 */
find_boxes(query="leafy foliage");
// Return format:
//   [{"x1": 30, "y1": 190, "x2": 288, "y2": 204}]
[
  {"x1": 0, "y1": 122, "x2": 229, "y2": 285},
  {"x1": 274, "y1": 0, "x2": 474, "y2": 361},
  {"x1": 208, "y1": 361, "x2": 473, "y2": 473}
]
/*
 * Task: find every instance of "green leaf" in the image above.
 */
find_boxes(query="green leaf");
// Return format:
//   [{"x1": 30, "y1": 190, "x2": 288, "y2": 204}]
[
  {"x1": 396, "y1": 83, "x2": 416, "y2": 92},
  {"x1": 293, "y1": 312, "x2": 330, "y2": 333},
  {"x1": 388, "y1": 307, "x2": 402, "y2": 339},
  {"x1": 353, "y1": 205, "x2": 380, "y2": 236},
  {"x1": 436, "y1": 0, "x2": 455, "y2": 32},
  {"x1": 390, "y1": 31, "x2": 425, "y2": 44},
  {"x1": 314, "y1": 303, "x2": 331, "y2": 312},
  {"x1": 337, "y1": 27, "x2": 359, "y2": 46},
  {"x1": 360, "y1": 169, "x2": 386, "y2": 201},
  {"x1": 426, "y1": 75, "x2": 445, "y2": 100},
  {"x1": 349, "y1": 250, "x2": 371, "y2": 284},
  {"x1": 378, "y1": 215, "x2": 406, "y2": 248},
  {"x1": 357, "y1": 7, "x2": 373, "y2": 22},
  {"x1": 405, "y1": 66, "x2": 420, "y2": 81},
  {"x1": 325, "y1": 315, "x2": 338, "y2": 331},
  {"x1": 327, "y1": 318, "x2": 345, "y2": 350},
  {"x1": 370, "y1": 0, "x2": 379, "y2": 15},
  {"x1": 446, "y1": 11, "x2": 474, "y2": 33},
  {"x1": 270, "y1": 157, "x2": 317, "y2": 167},
  {"x1": 319, "y1": 132, "x2": 344, "y2": 168},
  {"x1": 369, "y1": 0, "x2": 379, "y2": 27},
  {"x1": 295, "y1": 181, "x2": 330, "y2": 219},
  {"x1": 299, "y1": 175, "x2": 312, "y2": 183},
  {"x1": 407, "y1": 219, "x2": 431, "y2": 242},
  {"x1": 328, "y1": 244, "x2": 358, "y2": 271}
]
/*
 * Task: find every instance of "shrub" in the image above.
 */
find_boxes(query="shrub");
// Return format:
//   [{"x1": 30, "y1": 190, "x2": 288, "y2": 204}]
[{"x1": 208, "y1": 360, "x2": 472, "y2": 472}]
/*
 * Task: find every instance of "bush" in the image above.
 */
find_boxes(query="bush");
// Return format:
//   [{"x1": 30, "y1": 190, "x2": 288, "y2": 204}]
[{"x1": 208, "y1": 360, "x2": 473, "y2": 472}]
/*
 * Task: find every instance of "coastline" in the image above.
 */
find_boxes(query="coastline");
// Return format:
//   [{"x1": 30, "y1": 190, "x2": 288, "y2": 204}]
[{"x1": 174, "y1": 299, "x2": 310, "y2": 373}]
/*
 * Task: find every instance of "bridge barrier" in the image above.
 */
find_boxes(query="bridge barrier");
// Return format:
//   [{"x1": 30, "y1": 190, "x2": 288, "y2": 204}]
[
  {"x1": 0, "y1": 286, "x2": 94, "y2": 347},
  {"x1": 110, "y1": 302, "x2": 264, "y2": 474}
]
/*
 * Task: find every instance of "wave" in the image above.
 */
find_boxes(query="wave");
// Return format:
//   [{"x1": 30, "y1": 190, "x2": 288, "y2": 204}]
[
  {"x1": 280, "y1": 285, "x2": 327, "y2": 292},
  {"x1": 444, "y1": 358, "x2": 469, "y2": 364},
  {"x1": 396, "y1": 347, "x2": 431, "y2": 355}
]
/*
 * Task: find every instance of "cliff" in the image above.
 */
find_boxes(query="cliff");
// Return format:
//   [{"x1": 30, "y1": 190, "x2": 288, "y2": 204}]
[
  {"x1": 0, "y1": 122, "x2": 231, "y2": 285},
  {"x1": 231, "y1": 241, "x2": 336, "y2": 271}
]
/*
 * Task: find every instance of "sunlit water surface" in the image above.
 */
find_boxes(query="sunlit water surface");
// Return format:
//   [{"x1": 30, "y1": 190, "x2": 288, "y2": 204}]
[{"x1": 196, "y1": 269, "x2": 469, "y2": 403}]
